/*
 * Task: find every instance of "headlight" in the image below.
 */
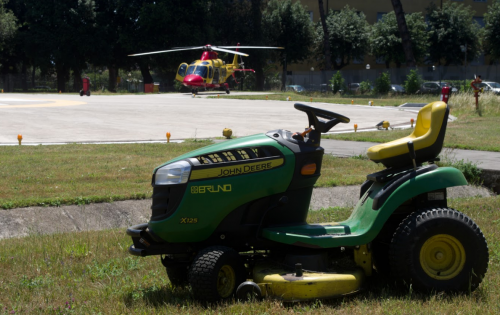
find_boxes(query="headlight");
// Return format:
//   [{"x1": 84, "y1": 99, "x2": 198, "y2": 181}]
[{"x1": 154, "y1": 160, "x2": 191, "y2": 185}]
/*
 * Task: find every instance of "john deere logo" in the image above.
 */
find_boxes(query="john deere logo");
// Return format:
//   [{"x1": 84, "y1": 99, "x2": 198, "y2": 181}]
[
  {"x1": 190, "y1": 158, "x2": 284, "y2": 181},
  {"x1": 191, "y1": 184, "x2": 232, "y2": 194}
]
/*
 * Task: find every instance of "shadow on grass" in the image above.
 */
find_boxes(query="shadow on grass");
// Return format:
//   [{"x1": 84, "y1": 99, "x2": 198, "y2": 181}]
[
  {"x1": 123, "y1": 284, "x2": 195, "y2": 308},
  {"x1": 121, "y1": 272, "x2": 490, "y2": 311}
]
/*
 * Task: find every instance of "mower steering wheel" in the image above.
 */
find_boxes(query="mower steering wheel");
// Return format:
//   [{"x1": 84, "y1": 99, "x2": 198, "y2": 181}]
[{"x1": 294, "y1": 103, "x2": 350, "y2": 133}]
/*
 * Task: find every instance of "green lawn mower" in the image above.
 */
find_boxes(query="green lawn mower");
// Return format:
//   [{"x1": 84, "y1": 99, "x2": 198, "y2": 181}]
[{"x1": 127, "y1": 102, "x2": 489, "y2": 302}]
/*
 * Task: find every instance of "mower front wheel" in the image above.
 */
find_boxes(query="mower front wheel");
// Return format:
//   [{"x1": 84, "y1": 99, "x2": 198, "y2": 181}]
[
  {"x1": 390, "y1": 208, "x2": 489, "y2": 292},
  {"x1": 188, "y1": 246, "x2": 245, "y2": 302}
]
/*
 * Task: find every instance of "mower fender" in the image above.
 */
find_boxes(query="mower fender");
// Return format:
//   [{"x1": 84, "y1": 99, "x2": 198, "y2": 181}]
[
  {"x1": 344, "y1": 167, "x2": 468, "y2": 245},
  {"x1": 263, "y1": 167, "x2": 467, "y2": 248}
]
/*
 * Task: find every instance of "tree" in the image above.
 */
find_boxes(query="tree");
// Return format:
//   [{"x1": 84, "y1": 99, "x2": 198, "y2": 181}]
[
  {"x1": 391, "y1": 0, "x2": 416, "y2": 67},
  {"x1": 23, "y1": 0, "x2": 98, "y2": 92},
  {"x1": 314, "y1": 6, "x2": 370, "y2": 70},
  {"x1": 263, "y1": 0, "x2": 314, "y2": 89},
  {"x1": 317, "y1": 0, "x2": 332, "y2": 70},
  {"x1": 427, "y1": 2, "x2": 483, "y2": 66},
  {"x1": 370, "y1": 12, "x2": 428, "y2": 68},
  {"x1": 0, "y1": 0, "x2": 17, "y2": 54},
  {"x1": 484, "y1": 1, "x2": 500, "y2": 62}
]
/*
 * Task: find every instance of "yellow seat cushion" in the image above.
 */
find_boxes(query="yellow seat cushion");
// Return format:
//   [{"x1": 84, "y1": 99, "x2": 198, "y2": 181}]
[{"x1": 367, "y1": 101, "x2": 447, "y2": 163}]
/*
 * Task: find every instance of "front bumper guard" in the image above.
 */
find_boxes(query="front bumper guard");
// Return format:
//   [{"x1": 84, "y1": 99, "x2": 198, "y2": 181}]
[{"x1": 126, "y1": 223, "x2": 192, "y2": 257}]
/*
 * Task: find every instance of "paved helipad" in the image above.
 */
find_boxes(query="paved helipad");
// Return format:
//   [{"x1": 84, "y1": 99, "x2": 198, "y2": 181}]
[{"x1": 0, "y1": 93, "x2": 419, "y2": 144}]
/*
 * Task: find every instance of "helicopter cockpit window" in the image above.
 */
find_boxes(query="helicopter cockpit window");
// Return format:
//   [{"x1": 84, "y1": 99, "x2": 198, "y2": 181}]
[
  {"x1": 193, "y1": 66, "x2": 208, "y2": 78},
  {"x1": 186, "y1": 66, "x2": 196, "y2": 76},
  {"x1": 201, "y1": 62, "x2": 210, "y2": 65},
  {"x1": 178, "y1": 64, "x2": 187, "y2": 77}
]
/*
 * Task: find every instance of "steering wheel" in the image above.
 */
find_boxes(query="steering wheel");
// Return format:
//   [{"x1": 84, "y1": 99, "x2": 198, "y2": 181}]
[{"x1": 294, "y1": 103, "x2": 350, "y2": 133}]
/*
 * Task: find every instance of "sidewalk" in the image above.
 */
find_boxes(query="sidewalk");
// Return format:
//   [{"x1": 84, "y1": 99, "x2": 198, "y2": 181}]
[{"x1": 321, "y1": 139, "x2": 500, "y2": 171}]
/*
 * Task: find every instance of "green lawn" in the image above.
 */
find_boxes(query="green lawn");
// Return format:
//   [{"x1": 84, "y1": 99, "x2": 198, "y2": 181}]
[
  {"x1": 0, "y1": 143, "x2": 383, "y2": 209},
  {"x1": 216, "y1": 91, "x2": 438, "y2": 107},
  {"x1": 0, "y1": 196, "x2": 498, "y2": 314},
  {"x1": 323, "y1": 116, "x2": 500, "y2": 152}
]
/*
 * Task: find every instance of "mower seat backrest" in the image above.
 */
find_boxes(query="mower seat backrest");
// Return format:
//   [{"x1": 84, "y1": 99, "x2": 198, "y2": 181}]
[{"x1": 366, "y1": 101, "x2": 449, "y2": 168}]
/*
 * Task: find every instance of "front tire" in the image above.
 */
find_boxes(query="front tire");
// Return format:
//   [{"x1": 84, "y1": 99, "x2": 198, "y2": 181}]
[
  {"x1": 390, "y1": 208, "x2": 488, "y2": 292},
  {"x1": 188, "y1": 246, "x2": 245, "y2": 302}
]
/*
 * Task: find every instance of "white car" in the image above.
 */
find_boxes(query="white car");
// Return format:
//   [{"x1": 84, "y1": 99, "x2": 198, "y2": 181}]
[{"x1": 478, "y1": 81, "x2": 500, "y2": 95}]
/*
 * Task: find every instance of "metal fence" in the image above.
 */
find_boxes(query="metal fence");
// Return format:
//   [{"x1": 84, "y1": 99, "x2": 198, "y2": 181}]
[
  {"x1": 3, "y1": 64, "x2": 500, "y2": 93},
  {"x1": 285, "y1": 64, "x2": 500, "y2": 91}
]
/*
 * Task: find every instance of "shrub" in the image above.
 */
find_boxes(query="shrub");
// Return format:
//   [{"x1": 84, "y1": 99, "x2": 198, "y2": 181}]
[
  {"x1": 404, "y1": 69, "x2": 422, "y2": 94},
  {"x1": 330, "y1": 71, "x2": 346, "y2": 94},
  {"x1": 359, "y1": 80, "x2": 372, "y2": 94},
  {"x1": 374, "y1": 72, "x2": 391, "y2": 94}
]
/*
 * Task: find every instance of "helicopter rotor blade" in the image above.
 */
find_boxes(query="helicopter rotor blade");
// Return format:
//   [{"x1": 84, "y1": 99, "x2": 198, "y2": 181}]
[
  {"x1": 128, "y1": 47, "x2": 205, "y2": 56},
  {"x1": 220, "y1": 46, "x2": 284, "y2": 50},
  {"x1": 211, "y1": 47, "x2": 249, "y2": 57}
]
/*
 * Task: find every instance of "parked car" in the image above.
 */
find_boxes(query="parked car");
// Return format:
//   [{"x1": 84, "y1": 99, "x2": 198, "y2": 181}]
[
  {"x1": 421, "y1": 82, "x2": 458, "y2": 94},
  {"x1": 477, "y1": 81, "x2": 500, "y2": 94},
  {"x1": 348, "y1": 83, "x2": 360, "y2": 92},
  {"x1": 391, "y1": 84, "x2": 405, "y2": 94},
  {"x1": 285, "y1": 85, "x2": 305, "y2": 93}
]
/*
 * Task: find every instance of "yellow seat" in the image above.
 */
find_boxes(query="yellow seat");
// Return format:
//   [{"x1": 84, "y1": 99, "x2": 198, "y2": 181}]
[{"x1": 367, "y1": 101, "x2": 449, "y2": 168}]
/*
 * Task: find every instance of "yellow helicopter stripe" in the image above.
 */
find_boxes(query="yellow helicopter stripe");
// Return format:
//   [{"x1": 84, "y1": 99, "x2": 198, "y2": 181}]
[{"x1": 190, "y1": 158, "x2": 284, "y2": 180}]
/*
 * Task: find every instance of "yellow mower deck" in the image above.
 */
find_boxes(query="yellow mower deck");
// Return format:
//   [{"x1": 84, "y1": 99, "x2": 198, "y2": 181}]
[{"x1": 253, "y1": 262, "x2": 365, "y2": 301}]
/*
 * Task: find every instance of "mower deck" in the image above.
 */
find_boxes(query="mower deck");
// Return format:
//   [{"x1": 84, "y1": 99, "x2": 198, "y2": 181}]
[{"x1": 253, "y1": 262, "x2": 365, "y2": 301}]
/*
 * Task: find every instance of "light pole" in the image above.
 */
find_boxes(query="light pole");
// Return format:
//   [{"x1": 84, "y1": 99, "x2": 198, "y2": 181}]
[
  {"x1": 460, "y1": 44, "x2": 467, "y2": 91},
  {"x1": 310, "y1": 67, "x2": 314, "y2": 90},
  {"x1": 366, "y1": 64, "x2": 370, "y2": 82}
]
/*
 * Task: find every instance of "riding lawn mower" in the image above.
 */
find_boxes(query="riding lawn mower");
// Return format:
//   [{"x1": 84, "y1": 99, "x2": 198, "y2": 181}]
[{"x1": 127, "y1": 102, "x2": 489, "y2": 302}]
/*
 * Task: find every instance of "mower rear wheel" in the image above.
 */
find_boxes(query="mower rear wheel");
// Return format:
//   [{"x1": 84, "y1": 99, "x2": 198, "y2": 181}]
[
  {"x1": 389, "y1": 208, "x2": 488, "y2": 292},
  {"x1": 166, "y1": 265, "x2": 189, "y2": 287},
  {"x1": 188, "y1": 246, "x2": 245, "y2": 302}
]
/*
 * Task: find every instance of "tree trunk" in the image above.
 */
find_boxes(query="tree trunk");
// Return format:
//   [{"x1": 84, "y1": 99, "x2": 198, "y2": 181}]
[
  {"x1": 281, "y1": 54, "x2": 287, "y2": 91},
  {"x1": 31, "y1": 66, "x2": 36, "y2": 89},
  {"x1": 108, "y1": 65, "x2": 118, "y2": 92},
  {"x1": 139, "y1": 62, "x2": 154, "y2": 84},
  {"x1": 318, "y1": 0, "x2": 332, "y2": 71},
  {"x1": 21, "y1": 62, "x2": 28, "y2": 92},
  {"x1": 56, "y1": 64, "x2": 68, "y2": 92},
  {"x1": 252, "y1": 0, "x2": 265, "y2": 91},
  {"x1": 391, "y1": 0, "x2": 416, "y2": 67},
  {"x1": 73, "y1": 70, "x2": 82, "y2": 92}
]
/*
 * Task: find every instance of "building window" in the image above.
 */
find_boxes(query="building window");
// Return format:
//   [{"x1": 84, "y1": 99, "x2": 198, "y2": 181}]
[
  {"x1": 309, "y1": 11, "x2": 313, "y2": 22},
  {"x1": 377, "y1": 12, "x2": 387, "y2": 21}
]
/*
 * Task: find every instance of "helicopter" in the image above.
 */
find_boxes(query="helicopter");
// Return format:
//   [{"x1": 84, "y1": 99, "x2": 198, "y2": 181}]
[{"x1": 129, "y1": 44, "x2": 283, "y2": 94}]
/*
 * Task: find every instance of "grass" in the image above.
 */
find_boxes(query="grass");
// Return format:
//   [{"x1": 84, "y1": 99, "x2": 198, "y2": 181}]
[
  {"x1": 214, "y1": 91, "x2": 438, "y2": 107},
  {"x1": 0, "y1": 195, "x2": 498, "y2": 314},
  {"x1": 0, "y1": 141, "x2": 211, "y2": 209},
  {"x1": 323, "y1": 116, "x2": 500, "y2": 152},
  {"x1": 322, "y1": 92, "x2": 500, "y2": 152},
  {"x1": 0, "y1": 143, "x2": 383, "y2": 209}
]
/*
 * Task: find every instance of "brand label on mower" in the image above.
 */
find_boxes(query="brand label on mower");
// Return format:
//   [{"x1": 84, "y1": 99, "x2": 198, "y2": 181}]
[
  {"x1": 191, "y1": 184, "x2": 232, "y2": 194},
  {"x1": 189, "y1": 158, "x2": 284, "y2": 180}
]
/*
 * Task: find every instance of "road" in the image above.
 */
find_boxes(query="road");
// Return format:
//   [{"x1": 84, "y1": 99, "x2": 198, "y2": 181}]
[{"x1": 0, "y1": 92, "x2": 419, "y2": 144}]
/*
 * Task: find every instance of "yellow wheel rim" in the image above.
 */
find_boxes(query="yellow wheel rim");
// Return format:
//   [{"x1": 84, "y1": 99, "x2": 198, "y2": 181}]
[
  {"x1": 420, "y1": 234, "x2": 466, "y2": 280},
  {"x1": 217, "y1": 265, "x2": 236, "y2": 298}
]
